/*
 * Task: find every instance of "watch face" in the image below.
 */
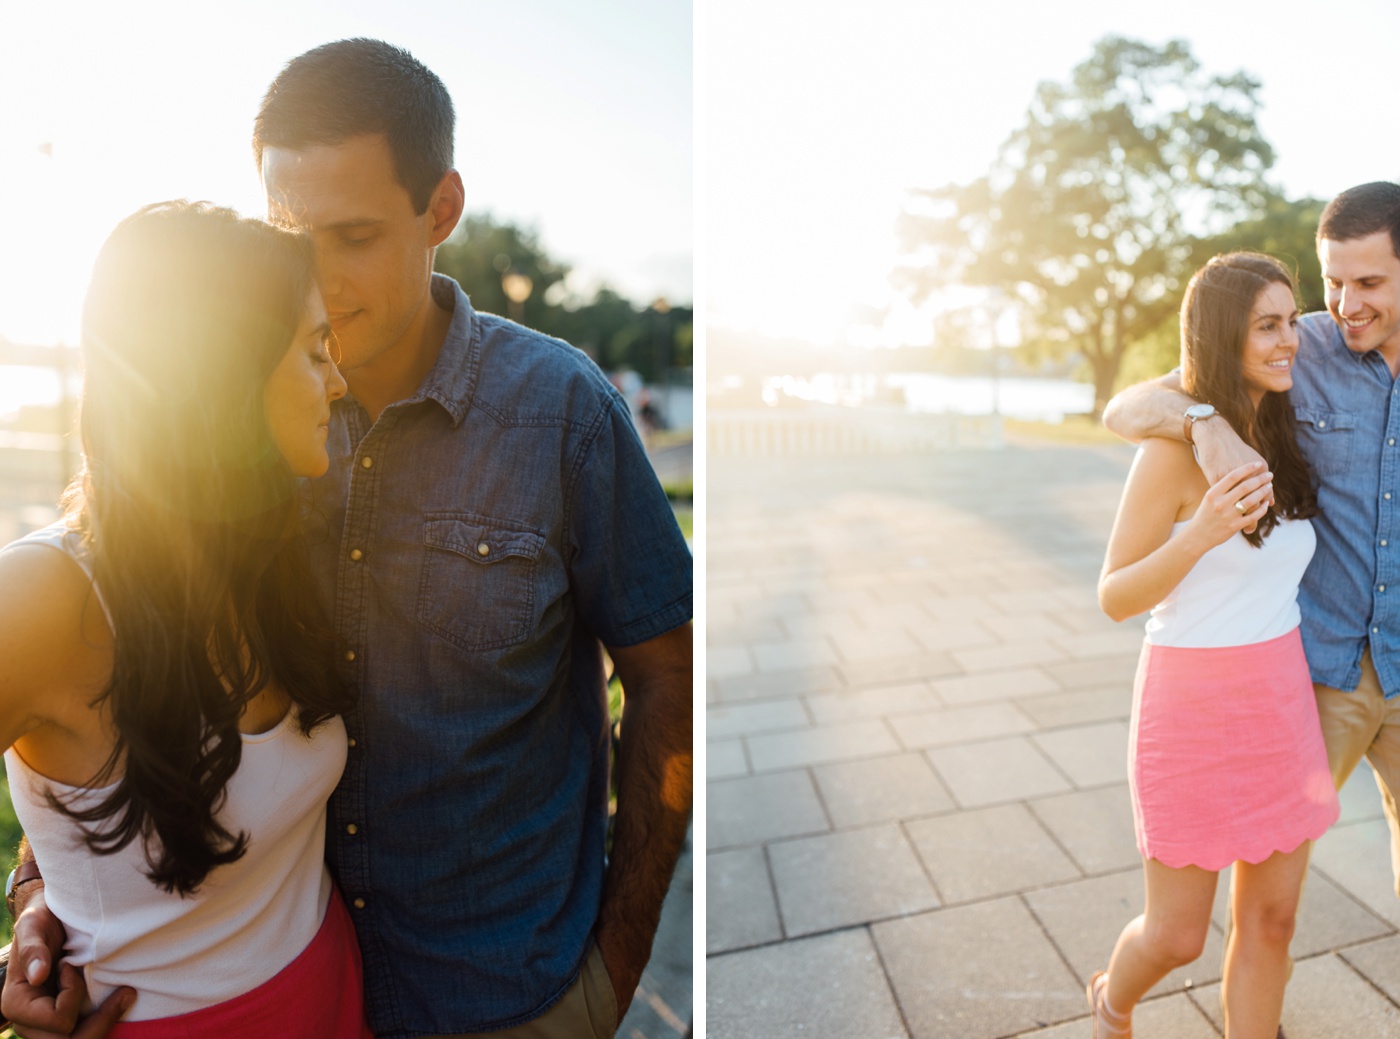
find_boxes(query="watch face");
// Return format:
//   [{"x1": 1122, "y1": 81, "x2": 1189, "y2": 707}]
[{"x1": 1186, "y1": 404, "x2": 1216, "y2": 420}]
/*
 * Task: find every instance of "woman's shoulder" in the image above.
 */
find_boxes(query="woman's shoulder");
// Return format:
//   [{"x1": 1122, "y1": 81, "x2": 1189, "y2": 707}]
[
  {"x1": 1134, "y1": 435, "x2": 1199, "y2": 474},
  {"x1": 0, "y1": 535, "x2": 113, "y2": 705}
]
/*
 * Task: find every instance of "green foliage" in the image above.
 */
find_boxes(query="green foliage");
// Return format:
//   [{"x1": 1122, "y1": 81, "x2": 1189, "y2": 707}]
[
  {"x1": 900, "y1": 35, "x2": 1281, "y2": 414},
  {"x1": 433, "y1": 214, "x2": 693, "y2": 386},
  {"x1": 1190, "y1": 194, "x2": 1328, "y2": 314}
]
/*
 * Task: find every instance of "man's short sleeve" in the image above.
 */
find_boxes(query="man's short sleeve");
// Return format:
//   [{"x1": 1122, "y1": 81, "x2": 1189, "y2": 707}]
[{"x1": 567, "y1": 393, "x2": 693, "y2": 647}]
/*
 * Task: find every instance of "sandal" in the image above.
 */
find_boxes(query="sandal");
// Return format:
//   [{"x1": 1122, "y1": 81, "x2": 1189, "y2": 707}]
[{"x1": 1086, "y1": 971, "x2": 1132, "y2": 1039}]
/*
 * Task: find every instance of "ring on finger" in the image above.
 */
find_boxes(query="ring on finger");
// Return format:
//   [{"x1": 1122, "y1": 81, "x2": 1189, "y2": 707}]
[{"x1": 1235, "y1": 500, "x2": 1248, "y2": 515}]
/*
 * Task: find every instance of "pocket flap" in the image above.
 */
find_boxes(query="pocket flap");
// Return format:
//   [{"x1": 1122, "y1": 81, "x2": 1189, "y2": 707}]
[
  {"x1": 1293, "y1": 406, "x2": 1356, "y2": 431},
  {"x1": 424, "y1": 517, "x2": 544, "y2": 564}
]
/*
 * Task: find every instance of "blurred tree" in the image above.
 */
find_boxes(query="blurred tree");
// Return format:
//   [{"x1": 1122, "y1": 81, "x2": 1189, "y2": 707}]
[
  {"x1": 898, "y1": 36, "x2": 1278, "y2": 415},
  {"x1": 433, "y1": 214, "x2": 693, "y2": 386},
  {"x1": 434, "y1": 214, "x2": 570, "y2": 330},
  {"x1": 1190, "y1": 194, "x2": 1327, "y2": 314}
]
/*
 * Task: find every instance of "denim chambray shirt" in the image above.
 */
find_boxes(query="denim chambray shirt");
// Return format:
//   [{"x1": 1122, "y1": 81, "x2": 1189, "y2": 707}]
[
  {"x1": 306, "y1": 275, "x2": 693, "y2": 1037},
  {"x1": 1292, "y1": 311, "x2": 1400, "y2": 698}
]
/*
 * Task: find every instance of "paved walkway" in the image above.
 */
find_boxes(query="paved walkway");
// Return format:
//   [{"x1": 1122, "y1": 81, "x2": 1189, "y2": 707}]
[{"x1": 706, "y1": 440, "x2": 1400, "y2": 1038}]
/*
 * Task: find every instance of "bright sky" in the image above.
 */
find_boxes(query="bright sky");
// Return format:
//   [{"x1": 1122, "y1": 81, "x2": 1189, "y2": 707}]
[
  {"x1": 0, "y1": 0, "x2": 691, "y2": 346},
  {"x1": 708, "y1": 0, "x2": 1400, "y2": 347}
]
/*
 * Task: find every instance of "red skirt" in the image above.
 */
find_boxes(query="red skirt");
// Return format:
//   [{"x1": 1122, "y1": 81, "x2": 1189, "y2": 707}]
[{"x1": 108, "y1": 887, "x2": 371, "y2": 1039}]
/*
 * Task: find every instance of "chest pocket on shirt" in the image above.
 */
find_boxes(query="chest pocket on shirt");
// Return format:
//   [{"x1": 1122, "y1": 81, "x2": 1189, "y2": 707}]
[
  {"x1": 1294, "y1": 407, "x2": 1356, "y2": 477},
  {"x1": 418, "y1": 515, "x2": 546, "y2": 652}
]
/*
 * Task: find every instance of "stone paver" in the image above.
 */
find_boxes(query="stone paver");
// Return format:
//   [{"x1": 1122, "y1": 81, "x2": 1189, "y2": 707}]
[
  {"x1": 751, "y1": 636, "x2": 839, "y2": 672},
  {"x1": 707, "y1": 930, "x2": 909, "y2": 1039},
  {"x1": 706, "y1": 698, "x2": 809, "y2": 741},
  {"x1": 708, "y1": 770, "x2": 828, "y2": 849},
  {"x1": 1340, "y1": 933, "x2": 1400, "y2": 1006},
  {"x1": 1032, "y1": 720, "x2": 1130, "y2": 788},
  {"x1": 706, "y1": 447, "x2": 1400, "y2": 1036},
  {"x1": 768, "y1": 824, "x2": 939, "y2": 936},
  {"x1": 1014, "y1": 686, "x2": 1131, "y2": 728},
  {"x1": 811, "y1": 752, "x2": 954, "y2": 828},
  {"x1": 927, "y1": 735, "x2": 1073, "y2": 807},
  {"x1": 1311, "y1": 817, "x2": 1400, "y2": 927},
  {"x1": 1041, "y1": 653, "x2": 1140, "y2": 691},
  {"x1": 894, "y1": 702, "x2": 1037, "y2": 750},
  {"x1": 872, "y1": 898, "x2": 1083, "y2": 1039},
  {"x1": 906, "y1": 802, "x2": 1080, "y2": 904},
  {"x1": 1028, "y1": 783, "x2": 1141, "y2": 875},
  {"x1": 805, "y1": 682, "x2": 939, "y2": 723},
  {"x1": 746, "y1": 717, "x2": 900, "y2": 772},
  {"x1": 931, "y1": 666, "x2": 1060, "y2": 705},
  {"x1": 712, "y1": 664, "x2": 843, "y2": 703},
  {"x1": 707, "y1": 739, "x2": 749, "y2": 780},
  {"x1": 706, "y1": 846, "x2": 782, "y2": 954}
]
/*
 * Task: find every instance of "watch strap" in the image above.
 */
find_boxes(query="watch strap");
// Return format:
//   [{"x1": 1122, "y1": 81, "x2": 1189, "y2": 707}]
[{"x1": 6, "y1": 858, "x2": 43, "y2": 918}]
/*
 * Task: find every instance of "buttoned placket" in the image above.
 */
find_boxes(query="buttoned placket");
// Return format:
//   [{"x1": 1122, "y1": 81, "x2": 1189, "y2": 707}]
[
  {"x1": 329, "y1": 401, "x2": 397, "y2": 1022},
  {"x1": 1372, "y1": 362, "x2": 1400, "y2": 697}
]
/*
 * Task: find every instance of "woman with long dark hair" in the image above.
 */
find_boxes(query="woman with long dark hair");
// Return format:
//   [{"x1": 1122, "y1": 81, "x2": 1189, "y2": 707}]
[
  {"x1": 1087, "y1": 253, "x2": 1339, "y2": 1038},
  {"x1": 0, "y1": 201, "x2": 369, "y2": 1036}
]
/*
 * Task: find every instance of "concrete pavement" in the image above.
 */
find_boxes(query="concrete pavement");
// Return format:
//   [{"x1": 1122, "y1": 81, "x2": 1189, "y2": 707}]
[{"x1": 706, "y1": 439, "x2": 1400, "y2": 1038}]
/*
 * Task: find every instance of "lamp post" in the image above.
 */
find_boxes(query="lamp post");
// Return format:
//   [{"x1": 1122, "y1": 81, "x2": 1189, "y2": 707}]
[{"x1": 502, "y1": 270, "x2": 533, "y2": 324}]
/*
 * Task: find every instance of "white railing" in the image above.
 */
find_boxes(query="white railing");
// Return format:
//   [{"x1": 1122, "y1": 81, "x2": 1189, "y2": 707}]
[{"x1": 707, "y1": 406, "x2": 1004, "y2": 456}]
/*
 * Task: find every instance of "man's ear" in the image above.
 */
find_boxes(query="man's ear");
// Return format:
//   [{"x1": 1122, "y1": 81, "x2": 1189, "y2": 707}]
[{"x1": 427, "y1": 169, "x2": 465, "y2": 247}]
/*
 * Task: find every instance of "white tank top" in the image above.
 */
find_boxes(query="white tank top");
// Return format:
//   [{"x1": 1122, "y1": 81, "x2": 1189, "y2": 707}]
[
  {"x1": 1144, "y1": 517, "x2": 1315, "y2": 648},
  {"x1": 3, "y1": 523, "x2": 346, "y2": 1020}
]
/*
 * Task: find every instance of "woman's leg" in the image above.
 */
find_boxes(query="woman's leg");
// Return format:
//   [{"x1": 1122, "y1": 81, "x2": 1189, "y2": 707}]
[
  {"x1": 1103, "y1": 858, "x2": 1218, "y2": 1022},
  {"x1": 1222, "y1": 843, "x2": 1310, "y2": 1039}
]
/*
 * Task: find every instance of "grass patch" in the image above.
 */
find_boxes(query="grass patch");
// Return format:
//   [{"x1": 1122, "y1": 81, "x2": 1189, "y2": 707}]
[
  {"x1": 672, "y1": 504, "x2": 693, "y2": 542},
  {"x1": 1004, "y1": 415, "x2": 1121, "y2": 446},
  {"x1": 661, "y1": 476, "x2": 693, "y2": 502}
]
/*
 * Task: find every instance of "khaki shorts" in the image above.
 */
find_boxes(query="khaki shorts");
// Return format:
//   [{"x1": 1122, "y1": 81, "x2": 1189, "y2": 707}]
[
  {"x1": 427, "y1": 943, "x2": 620, "y2": 1039},
  {"x1": 1314, "y1": 648, "x2": 1400, "y2": 897}
]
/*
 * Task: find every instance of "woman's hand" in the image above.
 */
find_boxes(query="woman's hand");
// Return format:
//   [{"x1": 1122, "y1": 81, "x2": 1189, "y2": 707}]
[{"x1": 1181, "y1": 461, "x2": 1273, "y2": 555}]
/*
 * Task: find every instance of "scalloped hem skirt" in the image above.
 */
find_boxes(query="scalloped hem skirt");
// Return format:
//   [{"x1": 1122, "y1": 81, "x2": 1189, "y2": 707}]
[{"x1": 1129, "y1": 627, "x2": 1339, "y2": 872}]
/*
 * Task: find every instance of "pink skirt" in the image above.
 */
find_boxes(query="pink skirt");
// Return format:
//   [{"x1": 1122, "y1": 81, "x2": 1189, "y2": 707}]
[
  {"x1": 108, "y1": 887, "x2": 372, "y2": 1039},
  {"x1": 1129, "y1": 627, "x2": 1339, "y2": 871}
]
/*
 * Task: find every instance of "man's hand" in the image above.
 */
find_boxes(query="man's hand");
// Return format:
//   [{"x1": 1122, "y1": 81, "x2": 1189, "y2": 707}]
[
  {"x1": 1191, "y1": 419, "x2": 1275, "y2": 518},
  {"x1": 1101, "y1": 372, "x2": 1274, "y2": 525},
  {"x1": 595, "y1": 623, "x2": 693, "y2": 1025},
  {"x1": 2, "y1": 891, "x2": 134, "y2": 1039}
]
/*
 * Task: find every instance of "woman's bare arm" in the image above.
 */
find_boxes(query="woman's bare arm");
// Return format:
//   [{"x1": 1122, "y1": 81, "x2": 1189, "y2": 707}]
[{"x1": 1098, "y1": 440, "x2": 1273, "y2": 622}]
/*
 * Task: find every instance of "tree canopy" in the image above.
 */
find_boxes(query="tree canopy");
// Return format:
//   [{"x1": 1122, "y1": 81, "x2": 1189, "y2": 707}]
[
  {"x1": 899, "y1": 36, "x2": 1287, "y2": 413},
  {"x1": 433, "y1": 213, "x2": 692, "y2": 384}
]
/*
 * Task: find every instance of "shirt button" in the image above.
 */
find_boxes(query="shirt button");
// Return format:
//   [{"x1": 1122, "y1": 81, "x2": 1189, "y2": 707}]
[
  {"x1": 348, "y1": 737, "x2": 357, "y2": 748},
  {"x1": 1387, "y1": 494, "x2": 1393, "y2": 501},
  {"x1": 346, "y1": 824, "x2": 359, "y2": 836},
  {"x1": 1375, "y1": 627, "x2": 1381, "y2": 634},
  {"x1": 1391, "y1": 440, "x2": 1396, "y2": 446},
  {"x1": 344, "y1": 650, "x2": 357, "y2": 662},
  {"x1": 477, "y1": 542, "x2": 491, "y2": 557},
  {"x1": 350, "y1": 548, "x2": 364, "y2": 561},
  {"x1": 1318, "y1": 420, "x2": 1327, "y2": 428},
  {"x1": 361, "y1": 456, "x2": 374, "y2": 469},
  {"x1": 353, "y1": 898, "x2": 366, "y2": 909}
]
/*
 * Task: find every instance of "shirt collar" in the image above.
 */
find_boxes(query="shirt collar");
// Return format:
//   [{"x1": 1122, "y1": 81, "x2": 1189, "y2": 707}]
[{"x1": 400, "y1": 274, "x2": 480, "y2": 428}]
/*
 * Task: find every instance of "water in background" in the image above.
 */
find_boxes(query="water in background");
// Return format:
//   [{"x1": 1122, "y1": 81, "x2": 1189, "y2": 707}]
[{"x1": 760, "y1": 372, "x2": 1094, "y2": 422}]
